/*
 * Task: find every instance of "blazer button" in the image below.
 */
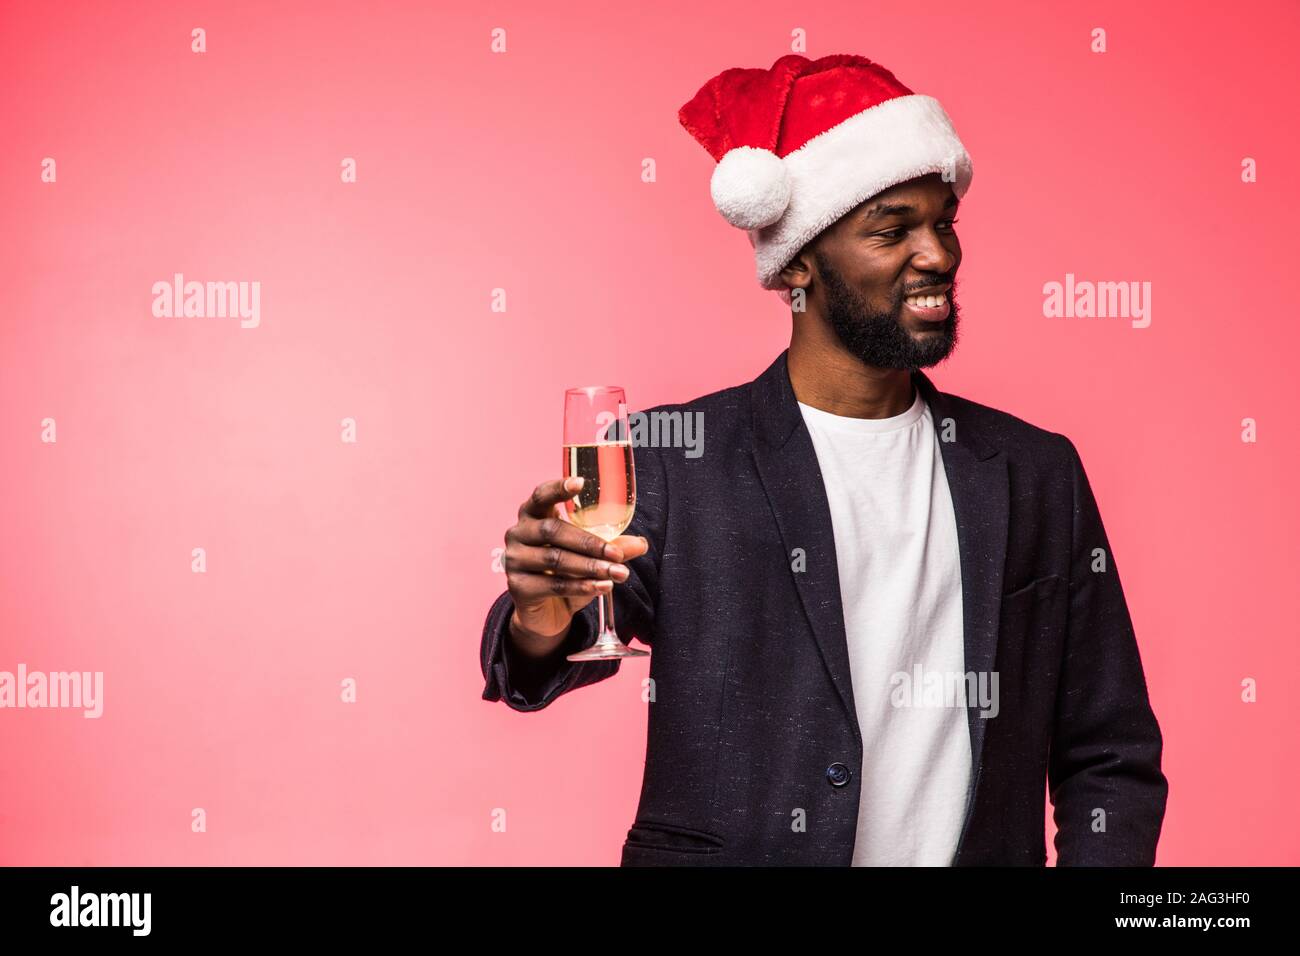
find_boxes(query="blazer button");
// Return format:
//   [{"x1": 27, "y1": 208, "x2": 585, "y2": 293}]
[{"x1": 826, "y1": 762, "x2": 851, "y2": 787}]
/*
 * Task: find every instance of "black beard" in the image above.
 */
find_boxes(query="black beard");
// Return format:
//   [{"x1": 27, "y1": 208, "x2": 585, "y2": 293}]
[{"x1": 814, "y1": 250, "x2": 961, "y2": 371}]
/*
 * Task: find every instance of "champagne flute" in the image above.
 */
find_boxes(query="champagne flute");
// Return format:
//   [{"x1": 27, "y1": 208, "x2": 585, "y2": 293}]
[{"x1": 562, "y1": 386, "x2": 649, "y2": 661}]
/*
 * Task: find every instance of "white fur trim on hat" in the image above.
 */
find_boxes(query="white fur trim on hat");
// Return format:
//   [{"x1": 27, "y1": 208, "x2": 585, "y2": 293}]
[{"x1": 752, "y1": 94, "x2": 973, "y2": 293}]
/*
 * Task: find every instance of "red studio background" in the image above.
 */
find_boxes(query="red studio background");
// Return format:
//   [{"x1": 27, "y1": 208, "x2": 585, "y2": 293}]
[{"x1": 2, "y1": 0, "x2": 1297, "y2": 865}]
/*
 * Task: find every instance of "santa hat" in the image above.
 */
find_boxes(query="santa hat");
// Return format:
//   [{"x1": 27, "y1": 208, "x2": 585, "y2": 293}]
[{"x1": 679, "y1": 53, "x2": 973, "y2": 304}]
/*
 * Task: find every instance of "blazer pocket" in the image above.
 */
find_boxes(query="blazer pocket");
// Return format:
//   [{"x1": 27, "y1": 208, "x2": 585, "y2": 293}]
[
  {"x1": 623, "y1": 820, "x2": 724, "y2": 855},
  {"x1": 997, "y1": 574, "x2": 1068, "y2": 658},
  {"x1": 1001, "y1": 574, "x2": 1066, "y2": 603}
]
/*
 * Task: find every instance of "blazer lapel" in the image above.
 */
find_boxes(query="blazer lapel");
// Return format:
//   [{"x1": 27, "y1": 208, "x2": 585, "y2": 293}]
[
  {"x1": 749, "y1": 350, "x2": 859, "y2": 737},
  {"x1": 747, "y1": 349, "x2": 1009, "y2": 781}
]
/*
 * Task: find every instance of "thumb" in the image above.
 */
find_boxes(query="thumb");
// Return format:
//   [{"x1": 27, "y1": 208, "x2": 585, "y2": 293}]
[{"x1": 609, "y1": 534, "x2": 650, "y2": 559}]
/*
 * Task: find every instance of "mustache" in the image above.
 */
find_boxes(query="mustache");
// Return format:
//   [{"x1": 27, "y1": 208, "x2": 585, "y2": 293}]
[{"x1": 899, "y1": 278, "x2": 958, "y2": 300}]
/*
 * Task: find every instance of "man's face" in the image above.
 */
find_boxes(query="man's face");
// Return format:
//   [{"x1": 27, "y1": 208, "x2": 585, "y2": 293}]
[{"x1": 788, "y1": 173, "x2": 962, "y2": 371}]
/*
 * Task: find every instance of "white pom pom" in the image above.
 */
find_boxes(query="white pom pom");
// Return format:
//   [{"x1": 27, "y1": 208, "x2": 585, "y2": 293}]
[{"x1": 709, "y1": 146, "x2": 791, "y2": 230}]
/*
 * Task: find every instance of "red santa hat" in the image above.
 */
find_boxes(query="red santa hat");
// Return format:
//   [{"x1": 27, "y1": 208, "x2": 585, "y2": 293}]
[{"x1": 679, "y1": 53, "x2": 973, "y2": 304}]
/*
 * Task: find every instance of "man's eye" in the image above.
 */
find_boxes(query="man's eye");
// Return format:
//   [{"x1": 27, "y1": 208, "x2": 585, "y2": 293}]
[{"x1": 877, "y1": 219, "x2": 959, "y2": 239}]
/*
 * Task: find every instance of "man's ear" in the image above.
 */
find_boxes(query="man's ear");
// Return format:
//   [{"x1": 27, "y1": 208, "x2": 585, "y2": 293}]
[{"x1": 780, "y1": 250, "x2": 815, "y2": 298}]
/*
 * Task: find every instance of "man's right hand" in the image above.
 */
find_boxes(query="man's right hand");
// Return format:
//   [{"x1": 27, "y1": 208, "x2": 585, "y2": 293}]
[{"x1": 503, "y1": 476, "x2": 649, "y2": 656}]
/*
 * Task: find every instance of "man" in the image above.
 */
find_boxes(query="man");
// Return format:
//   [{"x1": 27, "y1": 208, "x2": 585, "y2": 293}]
[{"x1": 480, "y1": 53, "x2": 1168, "y2": 866}]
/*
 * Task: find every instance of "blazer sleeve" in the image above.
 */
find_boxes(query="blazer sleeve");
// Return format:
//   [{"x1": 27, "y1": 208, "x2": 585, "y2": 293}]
[
  {"x1": 1047, "y1": 435, "x2": 1169, "y2": 865},
  {"x1": 479, "y1": 443, "x2": 666, "y2": 713}
]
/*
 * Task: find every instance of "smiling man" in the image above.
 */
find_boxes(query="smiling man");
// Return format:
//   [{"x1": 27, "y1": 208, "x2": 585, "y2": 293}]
[
  {"x1": 480, "y1": 53, "x2": 1168, "y2": 867},
  {"x1": 784, "y1": 175, "x2": 963, "y2": 412}
]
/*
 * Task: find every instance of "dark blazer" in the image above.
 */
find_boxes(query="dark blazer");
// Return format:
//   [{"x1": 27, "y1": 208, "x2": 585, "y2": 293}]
[{"x1": 480, "y1": 349, "x2": 1168, "y2": 866}]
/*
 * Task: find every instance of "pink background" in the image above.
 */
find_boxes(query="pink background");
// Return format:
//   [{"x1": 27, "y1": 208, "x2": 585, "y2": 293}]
[{"x1": 2, "y1": 0, "x2": 1297, "y2": 865}]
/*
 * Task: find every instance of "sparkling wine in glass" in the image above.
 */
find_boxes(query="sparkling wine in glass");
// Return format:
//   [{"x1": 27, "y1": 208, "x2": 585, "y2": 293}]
[{"x1": 562, "y1": 386, "x2": 649, "y2": 661}]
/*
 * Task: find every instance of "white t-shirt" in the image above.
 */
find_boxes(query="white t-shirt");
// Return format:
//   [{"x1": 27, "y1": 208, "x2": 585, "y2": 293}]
[{"x1": 797, "y1": 384, "x2": 971, "y2": 866}]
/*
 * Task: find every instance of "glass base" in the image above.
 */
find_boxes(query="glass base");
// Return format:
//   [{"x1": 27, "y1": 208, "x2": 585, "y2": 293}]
[{"x1": 567, "y1": 639, "x2": 650, "y2": 661}]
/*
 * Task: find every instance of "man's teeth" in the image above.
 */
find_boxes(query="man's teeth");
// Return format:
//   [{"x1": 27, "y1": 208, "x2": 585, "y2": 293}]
[{"x1": 905, "y1": 293, "x2": 947, "y2": 308}]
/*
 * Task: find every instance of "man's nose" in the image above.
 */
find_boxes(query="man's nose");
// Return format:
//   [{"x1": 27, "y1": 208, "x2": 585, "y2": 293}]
[{"x1": 910, "y1": 230, "x2": 957, "y2": 275}]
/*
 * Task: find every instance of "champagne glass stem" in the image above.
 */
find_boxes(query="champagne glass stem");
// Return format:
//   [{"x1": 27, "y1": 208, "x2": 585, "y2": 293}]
[{"x1": 595, "y1": 586, "x2": 619, "y2": 649}]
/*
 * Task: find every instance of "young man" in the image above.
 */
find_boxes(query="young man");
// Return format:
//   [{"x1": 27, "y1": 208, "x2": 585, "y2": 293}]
[{"x1": 480, "y1": 53, "x2": 1168, "y2": 866}]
